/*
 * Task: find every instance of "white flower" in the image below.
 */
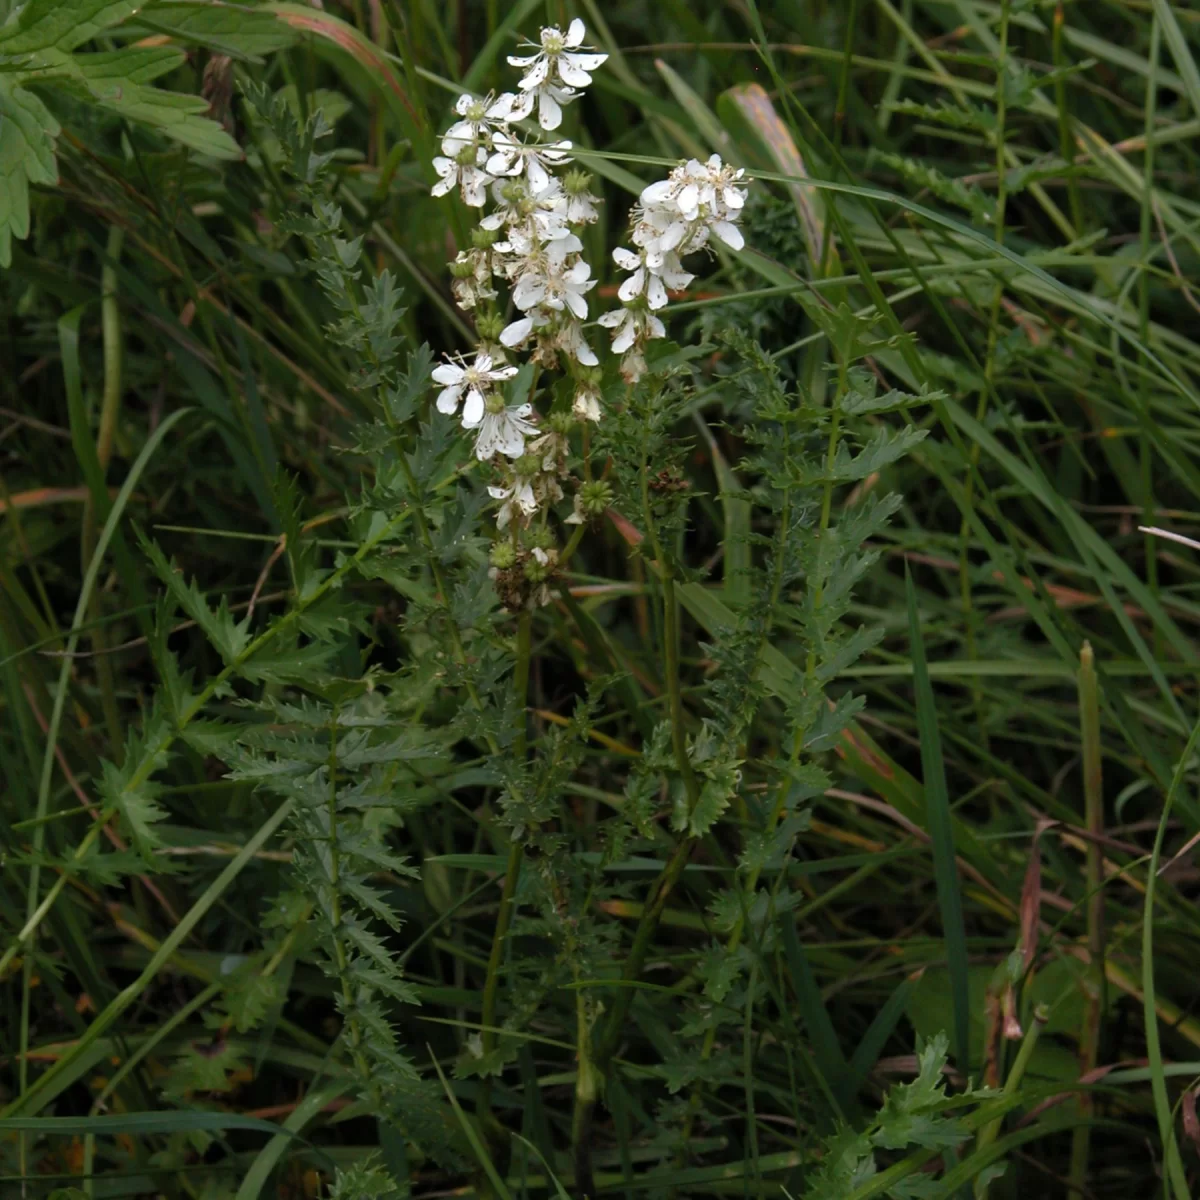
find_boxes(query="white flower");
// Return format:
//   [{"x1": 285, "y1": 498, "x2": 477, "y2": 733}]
[
  {"x1": 514, "y1": 256, "x2": 594, "y2": 318},
  {"x1": 556, "y1": 320, "x2": 598, "y2": 367},
  {"x1": 500, "y1": 309, "x2": 548, "y2": 349},
  {"x1": 449, "y1": 248, "x2": 496, "y2": 310},
  {"x1": 507, "y1": 20, "x2": 607, "y2": 130},
  {"x1": 442, "y1": 92, "x2": 504, "y2": 156},
  {"x1": 486, "y1": 130, "x2": 573, "y2": 192},
  {"x1": 597, "y1": 306, "x2": 666, "y2": 383},
  {"x1": 489, "y1": 478, "x2": 539, "y2": 530},
  {"x1": 469, "y1": 398, "x2": 538, "y2": 461},
  {"x1": 612, "y1": 247, "x2": 693, "y2": 310},
  {"x1": 565, "y1": 186, "x2": 600, "y2": 224},
  {"x1": 634, "y1": 154, "x2": 748, "y2": 256},
  {"x1": 572, "y1": 380, "x2": 602, "y2": 422},
  {"x1": 431, "y1": 147, "x2": 492, "y2": 207},
  {"x1": 432, "y1": 351, "x2": 517, "y2": 420},
  {"x1": 528, "y1": 429, "x2": 570, "y2": 474}
]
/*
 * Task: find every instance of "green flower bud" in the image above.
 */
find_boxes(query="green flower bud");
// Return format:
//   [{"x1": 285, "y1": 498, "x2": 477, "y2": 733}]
[
  {"x1": 454, "y1": 144, "x2": 479, "y2": 166},
  {"x1": 524, "y1": 557, "x2": 550, "y2": 584},
  {"x1": 484, "y1": 392, "x2": 507, "y2": 415},
  {"x1": 471, "y1": 226, "x2": 499, "y2": 249},
  {"x1": 547, "y1": 410, "x2": 574, "y2": 435},
  {"x1": 563, "y1": 168, "x2": 595, "y2": 195},
  {"x1": 475, "y1": 312, "x2": 505, "y2": 341},
  {"x1": 514, "y1": 453, "x2": 542, "y2": 477},
  {"x1": 579, "y1": 480, "x2": 614, "y2": 516},
  {"x1": 489, "y1": 541, "x2": 517, "y2": 569},
  {"x1": 527, "y1": 525, "x2": 556, "y2": 552}
]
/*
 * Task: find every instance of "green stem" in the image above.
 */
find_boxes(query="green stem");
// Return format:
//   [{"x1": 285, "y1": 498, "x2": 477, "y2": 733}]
[
  {"x1": 974, "y1": 1005, "x2": 1047, "y2": 1198},
  {"x1": 477, "y1": 610, "x2": 534, "y2": 1133},
  {"x1": 82, "y1": 226, "x2": 126, "y2": 764},
  {"x1": 1071, "y1": 642, "x2": 1105, "y2": 1193},
  {"x1": 957, "y1": 0, "x2": 1010, "y2": 752}
]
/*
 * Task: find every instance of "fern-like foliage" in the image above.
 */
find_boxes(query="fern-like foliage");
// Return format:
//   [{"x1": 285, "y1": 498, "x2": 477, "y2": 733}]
[{"x1": 0, "y1": 0, "x2": 245, "y2": 263}]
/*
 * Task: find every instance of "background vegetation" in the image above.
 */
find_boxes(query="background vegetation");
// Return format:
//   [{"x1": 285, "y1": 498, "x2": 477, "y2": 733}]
[{"x1": 3, "y1": 0, "x2": 1200, "y2": 1196}]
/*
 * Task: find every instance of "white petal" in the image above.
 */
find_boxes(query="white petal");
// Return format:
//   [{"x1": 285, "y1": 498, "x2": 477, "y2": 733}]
[
  {"x1": 566, "y1": 18, "x2": 585, "y2": 46},
  {"x1": 565, "y1": 260, "x2": 593, "y2": 285},
  {"x1": 647, "y1": 274, "x2": 668, "y2": 310},
  {"x1": 463, "y1": 176, "x2": 488, "y2": 207},
  {"x1": 435, "y1": 386, "x2": 461, "y2": 414},
  {"x1": 538, "y1": 90, "x2": 563, "y2": 131},
  {"x1": 498, "y1": 423, "x2": 526, "y2": 459},
  {"x1": 723, "y1": 186, "x2": 745, "y2": 209},
  {"x1": 500, "y1": 316, "x2": 534, "y2": 347},
  {"x1": 647, "y1": 314, "x2": 666, "y2": 338},
  {"x1": 488, "y1": 485, "x2": 510, "y2": 500},
  {"x1": 575, "y1": 337, "x2": 598, "y2": 367},
  {"x1": 491, "y1": 364, "x2": 519, "y2": 380},
  {"x1": 658, "y1": 220, "x2": 686, "y2": 252},
  {"x1": 462, "y1": 389, "x2": 485, "y2": 427},
  {"x1": 597, "y1": 308, "x2": 625, "y2": 328},
  {"x1": 557, "y1": 59, "x2": 594, "y2": 88},
  {"x1": 432, "y1": 363, "x2": 464, "y2": 385},
  {"x1": 565, "y1": 289, "x2": 588, "y2": 319},
  {"x1": 661, "y1": 264, "x2": 695, "y2": 290},
  {"x1": 513, "y1": 276, "x2": 546, "y2": 310},
  {"x1": 507, "y1": 53, "x2": 540, "y2": 67},
  {"x1": 612, "y1": 247, "x2": 640, "y2": 271},
  {"x1": 711, "y1": 220, "x2": 744, "y2": 250},
  {"x1": 611, "y1": 323, "x2": 636, "y2": 353},
  {"x1": 475, "y1": 427, "x2": 499, "y2": 460},
  {"x1": 563, "y1": 51, "x2": 607, "y2": 72},
  {"x1": 676, "y1": 183, "x2": 699, "y2": 218},
  {"x1": 527, "y1": 157, "x2": 550, "y2": 192},
  {"x1": 519, "y1": 57, "x2": 550, "y2": 89},
  {"x1": 640, "y1": 180, "x2": 674, "y2": 207},
  {"x1": 618, "y1": 268, "x2": 644, "y2": 303}
]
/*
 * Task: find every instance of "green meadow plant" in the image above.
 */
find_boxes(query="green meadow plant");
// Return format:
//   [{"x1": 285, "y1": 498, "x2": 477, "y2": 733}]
[{"x1": 4, "y1": 2, "x2": 1200, "y2": 1198}]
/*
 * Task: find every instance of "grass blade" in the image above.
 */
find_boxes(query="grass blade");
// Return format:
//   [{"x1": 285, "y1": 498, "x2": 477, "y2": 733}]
[{"x1": 906, "y1": 566, "x2": 971, "y2": 1079}]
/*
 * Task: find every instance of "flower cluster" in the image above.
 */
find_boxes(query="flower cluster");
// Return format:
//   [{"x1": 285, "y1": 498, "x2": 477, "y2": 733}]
[
  {"x1": 428, "y1": 21, "x2": 751, "y2": 607},
  {"x1": 603, "y1": 155, "x2": 748, "y2": 381},
  {"x1": 428, "y1": 21, "x2": 608, "y2": 608}
]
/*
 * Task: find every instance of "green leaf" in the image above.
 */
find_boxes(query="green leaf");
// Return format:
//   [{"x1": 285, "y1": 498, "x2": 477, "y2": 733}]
[
  {"x1": 0, "y1": 0, "x2": 142, "y2": 53},
  {"x1": 130, "y1": 2, "x2": 299, "y2": 60},
  {"x1": 906, "y1": 569, "x2": 971, "y2": 1079},
  {"x1": 0, "y1": 78, "x2": 58, "y2": 266}
]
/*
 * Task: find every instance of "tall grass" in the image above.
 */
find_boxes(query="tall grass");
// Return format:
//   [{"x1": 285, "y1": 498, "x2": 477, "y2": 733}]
[{"x1": 2, "y1": 1, "x2": 1200, "y2": 1197}]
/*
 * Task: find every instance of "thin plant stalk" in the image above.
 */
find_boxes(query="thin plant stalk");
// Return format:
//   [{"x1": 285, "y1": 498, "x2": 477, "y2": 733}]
[
  {"x1": 1071, "y1": 641, "x2": 1106, "y2": 1191},
  {"x1": 478, "y1": 611, "x2": 534, "y2": 1131},
  {"x1": 974, "y1": 1005, "x2": 1048, "y2": 1198},
  {"x1": 957, "y1": 0, "x2": 1011, "y2": 753}
]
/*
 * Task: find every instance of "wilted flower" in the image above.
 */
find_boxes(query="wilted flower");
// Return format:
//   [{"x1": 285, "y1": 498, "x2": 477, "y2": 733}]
[
  {"x1": 468, "y1": 395, "x2": 539, "y2": 461},
  {"x1": 431, "y1": 145, "x2": 492, "y2": 206}
]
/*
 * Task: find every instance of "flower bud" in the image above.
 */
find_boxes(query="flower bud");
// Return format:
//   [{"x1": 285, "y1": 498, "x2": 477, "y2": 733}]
[
  {"x1": 489, "y1": 541, "x2": 517, "y2": 569},
  {"x1": 514, "y1": 453, "x2": 542, "y2": 478},
  {"x1": 523, "y1": 556, "x2": 550, "y2": 584},
  {"x1": 475, "y1": 312, "x2": 505, "y2": 341},
  {"x1": 547, "y1": 410, "x2": 574, "y2": 435},
  {"x1": 471, "y1": 226, "x2": 500, "y2": 249},
  {"x1": 564, "y1": 169, "x2": 594, "y2": 195},
  {"x1": 579, "y1": 480, "x2": 613, "y2": 516}
]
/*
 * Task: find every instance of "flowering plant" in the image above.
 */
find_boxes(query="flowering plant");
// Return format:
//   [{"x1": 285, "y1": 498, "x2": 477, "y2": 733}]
[{"x1": 428, "y1": 22, "x2": 749, "y2": 610}]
